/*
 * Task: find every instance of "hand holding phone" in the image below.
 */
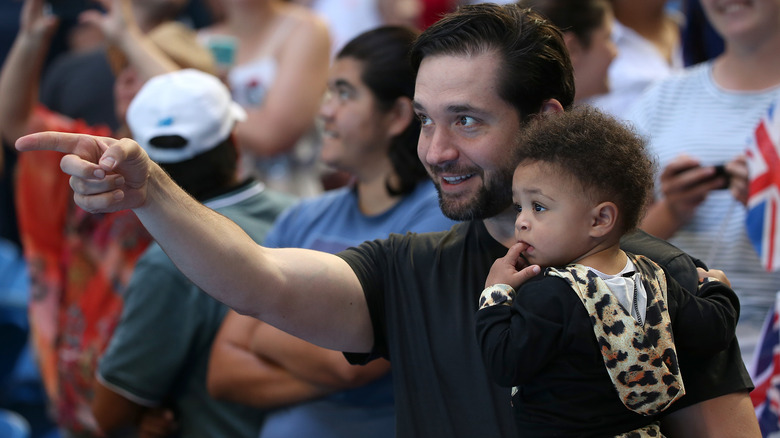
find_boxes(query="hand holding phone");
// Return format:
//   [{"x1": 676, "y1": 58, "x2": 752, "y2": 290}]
[
  {"x1": 709, "y1": 164, "x2": 730, "y2": 190},
  {"x1": 669, "y1": 162, "x2": 730, "y2": 190},
  {"x1": 659, "y1": 158, "x2": 731, "y2": 224}
]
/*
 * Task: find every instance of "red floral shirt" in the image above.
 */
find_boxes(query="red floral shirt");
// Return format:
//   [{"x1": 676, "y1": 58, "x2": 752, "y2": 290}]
[{"x1": 15, "y1": 106, "x2": 152, "y2": 435}]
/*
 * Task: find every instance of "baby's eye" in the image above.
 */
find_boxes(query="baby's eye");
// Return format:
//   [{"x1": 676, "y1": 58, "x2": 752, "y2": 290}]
[
  {"x1": 533, "y1": 203, "x2": 547, "y2": 212},
  {"x1": 513, "y1": 203, "x2": 522, "y2": 213}
]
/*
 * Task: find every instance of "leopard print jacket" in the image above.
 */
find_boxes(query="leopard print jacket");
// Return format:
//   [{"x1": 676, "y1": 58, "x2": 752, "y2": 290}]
[{"x1": 546, "y1": 253, "x2": 684, "y2": 416}]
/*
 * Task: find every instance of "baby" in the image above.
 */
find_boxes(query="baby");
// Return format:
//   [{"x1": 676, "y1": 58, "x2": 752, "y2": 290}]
[{"x1": 475, "y1": 108, "x2": 740, "y2": 437}]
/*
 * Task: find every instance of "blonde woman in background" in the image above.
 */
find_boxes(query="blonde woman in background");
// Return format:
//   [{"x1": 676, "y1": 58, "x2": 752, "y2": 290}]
[{"x1": 199, "y1": 0, "x2": 330, "y2": 196}]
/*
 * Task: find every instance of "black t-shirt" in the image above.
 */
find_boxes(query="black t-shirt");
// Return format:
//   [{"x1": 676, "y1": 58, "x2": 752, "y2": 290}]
[
  {"x1": 342, "y1": 220, "x2": 514, "y2": 437},
  {"x1": 338, "y1": 221, "x2": 753, "y2": 437}
]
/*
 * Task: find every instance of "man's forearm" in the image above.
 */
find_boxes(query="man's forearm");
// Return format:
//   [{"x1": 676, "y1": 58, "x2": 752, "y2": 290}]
[
  {"x1": 132, "y1": 165, "x2": 374, "y2": 352},
  {"x1": 208, "y1": 344, "x2": 327, "y2": 409},
  {"x1": 252, "y1": 323, "x2": 391, "y2": 389}
]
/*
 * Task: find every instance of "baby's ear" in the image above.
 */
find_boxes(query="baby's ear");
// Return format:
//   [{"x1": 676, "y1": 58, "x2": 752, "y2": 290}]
[{"x1": 590, "y1": 202, "x2": 618, "y2": 238}]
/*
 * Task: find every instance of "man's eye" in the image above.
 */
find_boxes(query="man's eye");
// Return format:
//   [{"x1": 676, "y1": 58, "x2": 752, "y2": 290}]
[
  {"x1": 457, "y1": 116, "x2": 477, "y2": 127},
  {"x1": 418, "y1": 114, "x2": 432, "y2": 126}
]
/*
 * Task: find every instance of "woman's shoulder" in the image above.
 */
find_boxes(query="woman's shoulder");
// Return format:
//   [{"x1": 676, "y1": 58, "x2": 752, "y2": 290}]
[
  {"x1": 271, "y1": 4, "x2": 330, "y2": 62},
  {"x1": 281, "y1": 3, "x2": 329, "y2": 35},
  {"x1": 198, "y1": 5, "x2": 327, "y2": 47}
]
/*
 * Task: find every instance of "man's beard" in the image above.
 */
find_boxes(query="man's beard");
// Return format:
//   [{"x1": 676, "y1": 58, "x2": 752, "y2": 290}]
[{"x1": 433, "y1": 167, "x2": 514, "y2": 222}]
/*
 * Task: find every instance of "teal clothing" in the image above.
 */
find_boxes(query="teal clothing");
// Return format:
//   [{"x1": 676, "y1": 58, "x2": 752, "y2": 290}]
[
  {"x1": 97, "y1": 180, "x2": 295, "y2": 438},
  {"x1": 259, "y1": 181, "x2": 456, "y2": 438}
]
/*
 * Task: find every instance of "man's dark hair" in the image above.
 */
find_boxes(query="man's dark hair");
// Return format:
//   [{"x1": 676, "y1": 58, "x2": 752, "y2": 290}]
[
  {"x1": 519, "y1": 0, "x2": 611, "y2": 49},
  {"x1": 154, "y1": 136, "x2": 238, "y2": 201},
  {"x1": 410, "y1": 3, "x2": 575, "y2": 120},
  {"x1": 514, "y1": 107, "x2": 655, "y2": 233},
  {"x1": 337, "y1": 26, "x2": 429, "y2": 197}
]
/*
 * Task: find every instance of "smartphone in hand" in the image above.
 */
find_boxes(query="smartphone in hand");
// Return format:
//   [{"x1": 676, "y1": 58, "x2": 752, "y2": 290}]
[
  {"x1": 709, "y1": 164, "x2": 730, "y2": 190},
  {"x1": 671, "y1": 162, "x2": 730, "y2": 190}
]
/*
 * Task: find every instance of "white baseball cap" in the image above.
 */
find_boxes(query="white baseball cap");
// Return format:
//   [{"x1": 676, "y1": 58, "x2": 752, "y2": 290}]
[{"x1": 127, "y1": 69, "x2": 246, "y2": 163}]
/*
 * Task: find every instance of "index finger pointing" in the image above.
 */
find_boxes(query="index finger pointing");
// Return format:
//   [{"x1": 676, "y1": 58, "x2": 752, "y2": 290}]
[{"x1": 15, "y1": 131, "x2": 112, "y2": 158}]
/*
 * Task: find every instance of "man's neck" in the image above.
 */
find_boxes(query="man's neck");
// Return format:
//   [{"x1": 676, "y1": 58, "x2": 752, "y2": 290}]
[
  {"x1": 355, "y1": 159, "x2": 399, "y2": 216},
  {"x1": 194, "y1": 177, "x2": 246, "y2": 202}
]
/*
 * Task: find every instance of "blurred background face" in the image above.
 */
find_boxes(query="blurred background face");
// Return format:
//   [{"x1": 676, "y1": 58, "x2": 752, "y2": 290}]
[
  {"x1": 318, "y1": 57, "x2": 395, "y2": 174},
  {"x1": 700, "y1": 0, "x2": 780, "y2": 45},
  {"x1": 113, "y1": 66, "x2": 144, "y2": 124},
  {"x1": 569, "y1": 9, "x2": 617, "y2": 101}
]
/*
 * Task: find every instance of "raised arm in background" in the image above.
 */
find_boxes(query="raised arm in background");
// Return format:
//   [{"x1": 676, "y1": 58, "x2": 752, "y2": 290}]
[
  {"x1": 81, "y1": 0, "x2": 179, "y2": 81},
  {"x1": 0, "y1": 0, "x2": 58, "y2": 145}
]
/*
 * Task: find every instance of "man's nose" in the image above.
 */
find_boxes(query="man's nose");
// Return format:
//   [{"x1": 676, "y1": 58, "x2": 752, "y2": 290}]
[
  {"x1": 423, "y1": 127, "x2": 458, "y2": 165},
  {"x1": 319, "y1": 91, "x2": 337, "y2": 119}
]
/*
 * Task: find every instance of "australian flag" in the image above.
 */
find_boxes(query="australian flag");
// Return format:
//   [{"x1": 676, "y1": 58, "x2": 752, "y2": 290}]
[
  {"x1": 746, "y1": 100, "x2": 780, "y2": 272},
  {"x1": 752, "y1": 292, "x2": 780, "y2": 437}
]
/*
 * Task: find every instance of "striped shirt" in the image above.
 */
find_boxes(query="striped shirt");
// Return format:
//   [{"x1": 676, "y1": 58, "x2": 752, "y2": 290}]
[{"x1": 628, "y1": 61, "x2": 780, "y2": 329}]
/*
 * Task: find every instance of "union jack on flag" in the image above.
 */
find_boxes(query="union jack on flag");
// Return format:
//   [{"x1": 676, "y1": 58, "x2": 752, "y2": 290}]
[
  {"x1": 746, "y1": 100, "x2": 780, "y2": 272},
  {"x1": 751, "y1": 292, "x2": 780, "y2": 437}
]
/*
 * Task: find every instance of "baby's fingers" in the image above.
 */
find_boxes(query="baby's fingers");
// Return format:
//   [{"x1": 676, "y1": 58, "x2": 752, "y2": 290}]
[
  {"x1": 505, "y1": 242, "x2": 531, "y2": 270},
  {"x1": 504, "y1": 241, "x2": 528, "y2": 261},
  {"x1": 510, "y1": 264, "x2": 541, "y2": 287}
]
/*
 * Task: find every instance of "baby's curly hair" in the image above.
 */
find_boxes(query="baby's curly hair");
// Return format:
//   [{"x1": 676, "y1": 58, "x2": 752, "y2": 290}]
[{"x1": 514, "y1": 107, "x2": 655, "y2": 233}]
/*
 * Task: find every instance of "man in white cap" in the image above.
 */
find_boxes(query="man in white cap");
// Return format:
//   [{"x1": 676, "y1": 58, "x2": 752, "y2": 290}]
[{"x1": 90, "y1": 69, "x2": 296, "y2": 437}]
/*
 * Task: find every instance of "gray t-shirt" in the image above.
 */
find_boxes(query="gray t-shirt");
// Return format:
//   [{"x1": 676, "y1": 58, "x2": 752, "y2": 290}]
[{"x1": 97, "y1": 181, "x2": 295, "y2": 438}]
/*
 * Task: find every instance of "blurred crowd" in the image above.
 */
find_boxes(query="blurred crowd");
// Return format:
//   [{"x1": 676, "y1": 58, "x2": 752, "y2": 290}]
[{"x1": 1, "y1": 0, "x2": 777, "y2": 437}]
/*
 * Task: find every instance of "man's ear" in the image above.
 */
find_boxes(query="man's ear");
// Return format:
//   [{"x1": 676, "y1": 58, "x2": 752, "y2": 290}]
[
  {"x1": 540, "y1": 99, "x2": 564, "y2": 114},
  {"x1": 385, "y1": 96, "x2": 414, "y2": 138},
  {"x1": 590, "y1": 201, "x2": 618, "y2": 238}
]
